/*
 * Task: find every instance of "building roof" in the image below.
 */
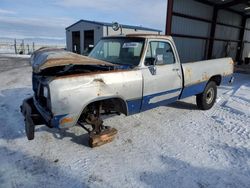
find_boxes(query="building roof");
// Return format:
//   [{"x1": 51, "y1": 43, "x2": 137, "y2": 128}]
[{"x1": 66, "y1": 19, "x2": 162, "y2": 32}]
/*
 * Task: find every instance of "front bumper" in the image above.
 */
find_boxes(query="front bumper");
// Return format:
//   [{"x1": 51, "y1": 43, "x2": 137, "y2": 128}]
[
  {"x1": 21, "y1": 97, "x2": 75, "y2": 140},
  {"x1": 20, "y1": 97, "x2": 46, "y2": 140}
]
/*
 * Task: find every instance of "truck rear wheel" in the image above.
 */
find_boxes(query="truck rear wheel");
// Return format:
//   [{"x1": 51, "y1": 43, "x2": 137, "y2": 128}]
[{"x1": 196, "y1": 81, "x2": 217, "y2": 110}]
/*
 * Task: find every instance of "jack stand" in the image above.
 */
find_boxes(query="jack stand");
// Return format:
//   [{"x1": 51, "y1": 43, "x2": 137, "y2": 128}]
[
  {"x1": 89, "y1": 127, "x2": 117, "y2": 148},
  {"x1": 78, "y1": 113, "x2": 117, "y2": 148},
  {"x1": 78, "y1": 121, "x2": 117, "y2": 148},
  {"x1": 78, "y1": 102, "x2": 118, "y2": 147}
]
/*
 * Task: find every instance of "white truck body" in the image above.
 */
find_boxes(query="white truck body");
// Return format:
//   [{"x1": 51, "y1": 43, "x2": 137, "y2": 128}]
[{"x1": 24, "y1": 35, "x2": 234, "y2": 130}]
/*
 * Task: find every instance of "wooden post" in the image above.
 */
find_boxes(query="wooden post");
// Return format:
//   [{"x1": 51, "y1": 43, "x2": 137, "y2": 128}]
[
  {"x1": 22, "y1": 40, "x2": 25, "y2": 54},
  {"x1": 32, "y1": 42, "x2": 35, "y2": 52},
  {"x1": 14, "y1": 39, "x2": 17, "y2": 54},
  {"x1": 27, "y1": 44, "x2": 30, "y2": 54}
]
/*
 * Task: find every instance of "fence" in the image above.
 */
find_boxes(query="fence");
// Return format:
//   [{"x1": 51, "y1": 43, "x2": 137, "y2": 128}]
[{"x1": 0, "y1": 39, "x2": 65, "y2": 54}]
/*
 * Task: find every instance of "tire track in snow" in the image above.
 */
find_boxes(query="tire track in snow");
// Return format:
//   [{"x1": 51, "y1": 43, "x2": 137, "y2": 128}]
[{"x1": 205, "y1": 84, "x2": 250, "y2": 146}]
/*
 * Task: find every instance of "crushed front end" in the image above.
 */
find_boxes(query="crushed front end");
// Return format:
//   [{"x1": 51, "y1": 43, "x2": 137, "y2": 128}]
[
  {"x1": 20, "y1": 74, "x2": 56, "y2": 140},
  {"x1": 20, "y1": 47, "x2": 121, "y2": 146}
]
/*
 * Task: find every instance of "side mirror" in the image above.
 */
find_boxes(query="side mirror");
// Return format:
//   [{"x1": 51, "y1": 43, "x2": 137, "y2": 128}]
[
  {"x1": 149, "y1": 55, "x2": 164, "y2": 75},
  {"x1": 149, "y1": 65, "x2": 157, "y2": 75},
  {"x1": 149, "y1": 57, "x2": 157, "y2": 75}
]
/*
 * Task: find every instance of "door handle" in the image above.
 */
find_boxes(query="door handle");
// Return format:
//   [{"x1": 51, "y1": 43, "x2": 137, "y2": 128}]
[{"x1": 172, "y1": 68, "x2": 179, "y2": 71}]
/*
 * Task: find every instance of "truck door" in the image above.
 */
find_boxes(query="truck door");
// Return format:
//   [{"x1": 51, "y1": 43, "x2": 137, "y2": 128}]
[{"x1": 141, "y1": 40, "x2": 182, "y2": 111}]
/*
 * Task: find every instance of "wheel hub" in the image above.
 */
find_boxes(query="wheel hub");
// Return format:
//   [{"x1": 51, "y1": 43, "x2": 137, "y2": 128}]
[{"x1": 206, "y1": 88, "x2": 215, "y2": 104}]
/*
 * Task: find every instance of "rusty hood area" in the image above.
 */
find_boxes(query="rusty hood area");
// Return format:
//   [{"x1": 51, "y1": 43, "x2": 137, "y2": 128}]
[{"x1": 31, "y1": 48, "x2": 116, "y2": 73}]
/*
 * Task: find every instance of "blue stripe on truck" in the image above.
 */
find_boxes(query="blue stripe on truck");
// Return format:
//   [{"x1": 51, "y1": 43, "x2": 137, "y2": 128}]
[
  {"x1": 127, "y1": 75, "x2": 234, "y2": 115},
  {"x1": 126, "y1": 88, "x2": 181, "y2": 115},
  {"x1": 141, "y1": 88, "x2": 181, "y2": 111},
  {"x1": 180, "y1": 81, "x2": 208, "y2": 99},
  {"x1": 127, "y1": 99, "x2": 142, "y2": 115},
  {"x1": 180, "y1": 75, "x2": 234, "y2": 99}
]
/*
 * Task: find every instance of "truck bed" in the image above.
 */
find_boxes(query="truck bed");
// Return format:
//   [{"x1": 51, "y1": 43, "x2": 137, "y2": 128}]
[{"x1": 180, "y1": 57, "x2": 234, "y2": 99}]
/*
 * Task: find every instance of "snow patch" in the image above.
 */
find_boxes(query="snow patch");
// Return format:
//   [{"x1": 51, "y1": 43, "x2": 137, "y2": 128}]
[{"x1": 0, "y1": 62, "x2": 250, "y2": 188}]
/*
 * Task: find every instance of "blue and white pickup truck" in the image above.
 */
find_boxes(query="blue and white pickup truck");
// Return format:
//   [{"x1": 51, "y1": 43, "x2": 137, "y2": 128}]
[{"x1": 21, "y1": 34, "x2": 234, "y2": 147}]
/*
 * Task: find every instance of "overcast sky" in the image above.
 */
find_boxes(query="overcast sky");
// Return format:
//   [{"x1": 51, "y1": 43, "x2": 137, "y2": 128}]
[{"x1": 0, "y1": 0, "x2": 167, "y2": 39}]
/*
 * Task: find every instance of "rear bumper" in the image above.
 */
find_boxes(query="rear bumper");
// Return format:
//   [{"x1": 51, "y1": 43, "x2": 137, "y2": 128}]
[
  {"x1": 221, "y1": 75, "x2": 234, "y2": 85},
  {"x1": 229, "y1": 76, "x2": 234, "y2": 84}
]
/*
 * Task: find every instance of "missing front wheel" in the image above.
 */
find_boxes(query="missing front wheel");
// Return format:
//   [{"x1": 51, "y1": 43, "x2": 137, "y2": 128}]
[{"x1": 78, "y1": 102, "x2": 117, "y2": 147}]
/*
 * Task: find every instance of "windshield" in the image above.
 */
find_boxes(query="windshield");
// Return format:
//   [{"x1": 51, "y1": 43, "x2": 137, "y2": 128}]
[{"x1": 89, "y1": 37, "x2": 145, "y2": 66}]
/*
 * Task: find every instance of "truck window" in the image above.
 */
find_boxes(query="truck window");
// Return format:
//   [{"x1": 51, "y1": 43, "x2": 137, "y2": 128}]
[
  {"x1": 103, "y1": 42, "x2": 121, "y2": 58},
  {"x1": 145, "y1": 41, "x2": 175, "y2": 65},
  {"x1": 89, "y1": 38, "x2": 145, "y2": 66}
]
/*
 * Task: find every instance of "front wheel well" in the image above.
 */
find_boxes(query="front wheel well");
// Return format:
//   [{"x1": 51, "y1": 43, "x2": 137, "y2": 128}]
[
  {"x1": 80, "y1": 98, "x2": 128, "y2": 118},
  {"x1": 209, "y1": 75, "x2": 222, "y2": 86}
]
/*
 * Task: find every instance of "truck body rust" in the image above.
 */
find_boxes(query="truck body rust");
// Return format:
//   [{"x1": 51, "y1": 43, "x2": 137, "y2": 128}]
[{"x1": 32, "y1": 47, "x2": 115, "y2": 73}]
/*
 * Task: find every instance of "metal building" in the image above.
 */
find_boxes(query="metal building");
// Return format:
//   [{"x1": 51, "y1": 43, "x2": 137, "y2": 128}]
[
  {"x1": 66, "y1": 20, "x2": 161, "y2": 55},
  {"x1": 166, "y1": 0, "x2": 250, "y2": 63}
]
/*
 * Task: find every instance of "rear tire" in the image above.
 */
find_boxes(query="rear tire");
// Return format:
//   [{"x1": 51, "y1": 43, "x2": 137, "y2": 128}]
[{"x1": 196, "y1": 81, "x2": 217, "y2": 110}]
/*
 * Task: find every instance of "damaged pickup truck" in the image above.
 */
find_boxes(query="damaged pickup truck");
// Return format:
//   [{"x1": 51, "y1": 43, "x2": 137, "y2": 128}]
[{"x1": 21, "y1": 34, "x2": 234, "y2": 147}]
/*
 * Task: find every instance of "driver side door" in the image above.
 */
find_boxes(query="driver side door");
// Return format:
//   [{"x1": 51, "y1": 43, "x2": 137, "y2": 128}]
[{"x1": 141, "y1": 40, "x2": 182, "y2": 111}]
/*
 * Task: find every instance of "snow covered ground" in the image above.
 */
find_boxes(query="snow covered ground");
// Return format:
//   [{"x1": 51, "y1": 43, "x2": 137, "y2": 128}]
[
  {"x1": 0, "y1": 54, "x2": 31, "y2": 58},
  {"x1": 0, "y1": 57, "x2": 250, "y2": 188}
]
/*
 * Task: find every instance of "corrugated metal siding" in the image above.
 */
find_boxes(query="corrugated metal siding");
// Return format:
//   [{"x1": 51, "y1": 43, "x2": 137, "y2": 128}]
[
  {"x1": 215, "y1": 10, "x2": 241, "y2": 42},
  {"x1": 242, "y1": 43, "x2": 250, "y2": 58},
  {"x1": 172, "y1": 16, "x2": 211, "y2": 37},
  {"x1": 212, "y1": 41, "x2": 238, "y2": 59},
  {"x1": 215, "y1": 25, "x2": 240, "y2": 41},
  {"x1": 172, "y1": 0, "x2": 211, "y2": 63},
  {"x1": 243, "y1": 19, "x2": 250, "y2": 59},
  {"x1": 214, "y1": 10, "x2": 241, "y2": 60},
  {"x1": 66, "y1": 21, "x2": 104, "y2": 54},
  {"x1": 173, "y1": 0, "x2": 213, "y2": 19},
  {"x1": 172, "y1": 0, "x2": 243, "y2": 62},
  {"x1": 217, "y1": 10, "x2": 241, "y2": 26},
  {"x1": 174, "y1": 37, "x2": 207, "y2": 63},
  {"x1": 245, "y1": 18, "x2": 250, "y2": 28}
]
